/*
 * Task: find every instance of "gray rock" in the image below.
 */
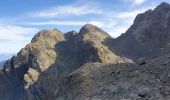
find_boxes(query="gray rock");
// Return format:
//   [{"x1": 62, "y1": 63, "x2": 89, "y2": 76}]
[{"x1": 108, "y1": 2, "x2": 170, "y2": 59}]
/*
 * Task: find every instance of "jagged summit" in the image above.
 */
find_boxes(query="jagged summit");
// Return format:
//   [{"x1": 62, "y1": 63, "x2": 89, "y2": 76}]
[
  {"x1": 31, "y1": 29, "x2": 64, "y2": 43},
  {"x1": 80, "y1": 24, "x2": 109, "y2": 35},
  {"x1": 155, "y1": 2, "x2": 170, "y2": 11},
  {"x1": 79, "y1": 24, "x2": 111, "y2": 42},
  {"x1": 111, "y1": 2, "x2": 170, "y2": 59},
  {"x1": 80, "y1": 24, "x2": 104, "y2": 32}
]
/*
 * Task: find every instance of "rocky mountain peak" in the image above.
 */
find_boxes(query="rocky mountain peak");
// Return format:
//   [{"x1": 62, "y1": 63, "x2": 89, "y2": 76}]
[
  {"x1": 31, "y1": 29, "x2": 64, "y2": 43},
  {"x1": 111, "y1": 2, "x2": 170, "y2": 59},
  {"x1": 1, "y1": 29, "x2": 65, "y2": 96},
  {"x1": 155, "y1": 2, "x2": 170, "y2": 12},
  {"x1": 79, "y1": 24, "x2": 110, "y2": 42},
  {"x1": 80, "y1": 24, "x2": 103, "y2": 33},
  {"x1": 133, "y1": 2, "x2": 170, "y2": 26},
  {"x1": 127, "y1": 2, "x2": 170, "y2": 42}
]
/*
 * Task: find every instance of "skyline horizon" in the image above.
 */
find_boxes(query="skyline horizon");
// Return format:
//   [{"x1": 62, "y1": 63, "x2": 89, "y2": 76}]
[{"x1": 0, "y1": 0, "x2": 169, "y2": 61}]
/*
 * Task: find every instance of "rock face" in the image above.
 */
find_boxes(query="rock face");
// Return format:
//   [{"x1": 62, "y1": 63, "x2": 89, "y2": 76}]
[
  {"x1": 109, "y1": 2, "x2": 170, "y2": 59},
  {"x1": 21, "y1": 24, "x2": 133, "y2": 100},
  {"x1": 0, "y1": 2, "x2": 170, "y2": 100},
  {"x1": 1, "y1": 29, "x2": 65, "y2": 100}
]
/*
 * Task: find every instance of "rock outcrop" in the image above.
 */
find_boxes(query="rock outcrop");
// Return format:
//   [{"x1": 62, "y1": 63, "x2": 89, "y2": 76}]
[{"x1": 1, "y1": 29, "x2": 65, "y2": 100}]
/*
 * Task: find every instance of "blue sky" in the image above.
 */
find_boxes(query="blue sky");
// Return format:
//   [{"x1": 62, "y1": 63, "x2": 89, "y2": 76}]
[{"x1": 0, "y1": 0, "x2": 170, "y2": 61}]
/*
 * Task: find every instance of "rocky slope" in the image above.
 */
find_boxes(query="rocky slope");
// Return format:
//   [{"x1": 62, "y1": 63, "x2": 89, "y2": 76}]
[
  {"x1": 56, "y1": 55, "x2": 170, "y2": 100},
  {"x1": 108, "y1": 2, "x2": 170, "y2": 59},
  {"x1": 0, "y1": 2, "x2": 170, "y2": 100}
]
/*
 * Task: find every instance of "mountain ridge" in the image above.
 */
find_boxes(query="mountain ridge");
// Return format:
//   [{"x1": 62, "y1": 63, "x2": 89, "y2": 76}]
[{"x1": 0, "y1": 2, "x2": 170, "y2": 100}]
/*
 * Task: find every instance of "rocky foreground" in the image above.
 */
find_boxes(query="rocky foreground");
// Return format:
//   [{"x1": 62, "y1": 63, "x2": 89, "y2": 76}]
[{"x1": 0, "y1": 2, "x2": 170, "y2": 100}]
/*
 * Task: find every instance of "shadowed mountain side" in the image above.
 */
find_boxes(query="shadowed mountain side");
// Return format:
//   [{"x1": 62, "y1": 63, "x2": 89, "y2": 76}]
[
  {"x1": 104, "y1": 2, "x2": 170, "y2": 60},
  {"x1": 4, "y1": 54, "x2": 170, "y2": 100},
  {"x1": 0, "y1": 71, "x2": 11, "y2": 100},
  {"x1": 55, "y1": 55, "x2": 170, "y2": 100}
]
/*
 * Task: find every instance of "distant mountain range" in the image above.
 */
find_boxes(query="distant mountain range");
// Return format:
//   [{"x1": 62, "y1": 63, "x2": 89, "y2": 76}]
[
  {"x1": 0, "y1": 2, "x2": 170, "y2": 100},
  {"x1": 0, "y1": 61, "x2": 6, "y2": 69},
  {"x1": 0, "y1": 53, "x2": 14, "y2": 62}
]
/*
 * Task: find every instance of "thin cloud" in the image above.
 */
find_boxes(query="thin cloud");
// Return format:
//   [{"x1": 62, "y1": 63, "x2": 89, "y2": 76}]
[
  {"x1": 116, "y1": 10, "x2": 143, "y2": 19},
  {"x1": 121, "y1": 0, "x2": 146, "y2": 6},
  {"x1": 0, "y1": 25, "x2": 39, "y2": 53},
  {"x1": 103, "y1": 6, "x2": 155, "y2": 37},
  {"x1": 0, "y1": 53, "x2": 14, "y2": 62},
  {"x1": 107, "y1": 24, "x2": 130, "y2": 37},
  {"x1": 29, "y1": 5, "x2": 103, "y2": 18},
  {"x1": 0, "y1": 1, "x2": 156, "y2": 40},
  {"x1": 26, "y1": 7, "x2": 154, "y2": 38},
  {"x1": 26, "y1": 20, "x2": 117, "y2": 35},
  {"x1": 0, "y1": 25, "x2": 38, "y2": 41},
  {"x1": 132, "y1": 0, "x2": 146, "y2": 6},
  {"x1": 27, "y1": 20, "x2": 113, "y2": 28},
  {"x1": 115, "y1": 7, "x2": 152, "y2": 24},
  {"x1": 27, "y1": 21, "x2": 86, "y2": 26}
]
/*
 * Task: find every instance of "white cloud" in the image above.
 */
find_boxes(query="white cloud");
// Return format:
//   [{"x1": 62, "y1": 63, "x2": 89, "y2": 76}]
[
  {"x1": 27, "y1": 21, "x2": 86, "y2": 26},
  {"x1": 26, "y1": 7, "x2": 152, "y2": 38},
  {"x1": 116, "y1": 10, "x2": 143, "y2": 19},
  {"x1": 29, "y1": 5, "x2": 103, "y2": 18},
  {"x1": 0, "y1": 53, "x2": 14, "y2": 61},
  {"x1": 115, "y1": 8, "x2": 149, "y2": 24},
  {"x1": 24, "y1": 1, "x2": 155, "y2": 38},
  {"x1": 0, "y1": 25, "x2": 38, "y2": 40},
  {"x1": 132, "y1": 0, "x2": 146, "y2": 6},
  {"x1": 26, "y1": 20, "x2": 118, "y2": 36},
  {"x1": 101, "y1": 6, "x2": 155, "y2": 37},
  {"x1": 0, "y1": 0, "x2": 160, "y2": 57},
  {"x1": 27, "y1": 20, "x2": 116, "y2": 28},
  {"x1": 121, "y1": 0, "x2": 146, "y2": 6},
  {"x1": 0, "y1": 25, "x2": 39, "y2": 53},
  {"x1": 1, "y1": 4, "x2": 154, "y2": 53},
  {"x1": 106, "y1": 25, "x2": 130, "y2": 37}
]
